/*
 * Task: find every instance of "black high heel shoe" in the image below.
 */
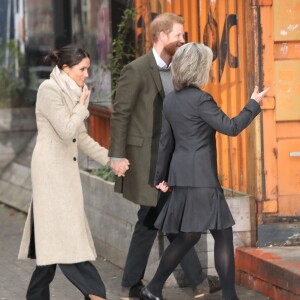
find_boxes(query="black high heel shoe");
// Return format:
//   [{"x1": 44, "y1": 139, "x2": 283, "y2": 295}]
[{"x1": 140, "y1": 287, "x2": 162, "y2": 300}]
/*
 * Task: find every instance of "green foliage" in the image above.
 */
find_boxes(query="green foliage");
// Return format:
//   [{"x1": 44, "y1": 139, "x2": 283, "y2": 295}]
[
  {"x1": 91, "y1": 165, "x2": 116, "y2": 183},
  {"x1": 0, "y1": 40, "x2": 25, "y2": 107},
  {"x1": 109, "y1": 7, "x2": 137, "y2": 97}
]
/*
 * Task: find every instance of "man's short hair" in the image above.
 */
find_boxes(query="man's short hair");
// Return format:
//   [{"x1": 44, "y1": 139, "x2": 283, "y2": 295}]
[{"x1": 150, "y1": 13, "x2": 184, "y2": 43}]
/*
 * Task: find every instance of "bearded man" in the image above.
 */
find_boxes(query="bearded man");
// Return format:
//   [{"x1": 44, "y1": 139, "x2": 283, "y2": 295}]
[{"x1": 109, "y1": 12, "x2": 221, "y2": 300}]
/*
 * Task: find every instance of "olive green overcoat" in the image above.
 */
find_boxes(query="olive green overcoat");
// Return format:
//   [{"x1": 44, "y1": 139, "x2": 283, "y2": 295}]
[{"x1": 109, "y1": 51, "x2": 165, "y2": 206}]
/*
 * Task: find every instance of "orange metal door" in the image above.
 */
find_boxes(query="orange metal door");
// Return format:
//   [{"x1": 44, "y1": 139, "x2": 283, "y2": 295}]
[
  {"x1": 261, "y1": 0, "x2": 300, "y2": 218},
  {"x1": 135, "y1": 0, "x2": 257, "y2": 194}
]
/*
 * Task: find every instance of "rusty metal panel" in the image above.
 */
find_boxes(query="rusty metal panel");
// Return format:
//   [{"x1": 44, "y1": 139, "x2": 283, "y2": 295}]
[
  {"x1": 261, "y1": 0, "x2": 300, "y2": 220},
  {"x1": 274, "y1": 42, "x2": 300, "y2": 60},
  {"x1": 197, "y1": 0, "x2": 250, "y2": 193},
  {"x1": 274, "y1": 0, "x2": 300, "y2": 41},
  {"x1": 277, "y1": 122, "x2": 300, "y2": 139},
  {"x1": 251, "y1": 0, "x2": 273, "y2": 5},
  {"x1": 135, "y1": 0, "x2": 253, "y2": 193},
  {"x1": 275, "y1": 60, "x2": 300, "y2": 121},
  {"x1": 277, "y1": 139, "x2": 300, "y2": 216}
]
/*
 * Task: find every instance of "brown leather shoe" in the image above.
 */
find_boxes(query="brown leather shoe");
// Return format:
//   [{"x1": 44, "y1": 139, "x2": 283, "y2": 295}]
[
  {"x1": 120, "y1": 283, "x2": 144, "y2": 300},
  {"x1": 193, "y1": 275, "x2": 221, "y2": 298},
  {"x1": 140, "y1": 287, "x2": 163, "y2": 300}
]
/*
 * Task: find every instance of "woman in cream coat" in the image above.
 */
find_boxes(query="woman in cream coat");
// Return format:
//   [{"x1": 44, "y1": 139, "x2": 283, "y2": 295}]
[{"x1": 18, "y1": 45, "x2": 122, "y2": 300}]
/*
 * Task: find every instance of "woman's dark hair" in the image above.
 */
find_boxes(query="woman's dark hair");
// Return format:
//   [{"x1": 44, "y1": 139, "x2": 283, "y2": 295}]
[{"x1": 44, "y1": 44, "x2": 90, "y2": 69}]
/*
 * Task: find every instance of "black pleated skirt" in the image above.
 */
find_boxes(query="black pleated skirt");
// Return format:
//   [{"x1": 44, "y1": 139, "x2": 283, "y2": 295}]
[{"x1": 154, "y1": 187, "x2": 235, "y2": 234}]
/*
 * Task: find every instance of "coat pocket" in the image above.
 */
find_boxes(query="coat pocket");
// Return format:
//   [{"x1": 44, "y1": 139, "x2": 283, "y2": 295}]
[{"x1": 126, "y1": 135, "x2": 144, "y2": 147}]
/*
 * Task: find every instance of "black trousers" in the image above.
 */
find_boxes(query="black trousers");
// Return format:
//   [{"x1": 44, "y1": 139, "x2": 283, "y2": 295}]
[
  {"x1": 26, "y1": 261, "x2": 106, "y2": 300},
  {"x1": 121, "y1": 192, "x2": 206, "y2": 288}
]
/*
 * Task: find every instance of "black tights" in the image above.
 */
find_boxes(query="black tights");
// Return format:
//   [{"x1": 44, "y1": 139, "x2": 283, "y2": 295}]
[{"x1": 147, "y1": 227, "x2": 238, "y2": 300}]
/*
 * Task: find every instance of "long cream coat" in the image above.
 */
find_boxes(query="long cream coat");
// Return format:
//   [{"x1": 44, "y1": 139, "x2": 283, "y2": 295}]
[{"x1": 18, "y1": 69, "x2": 109, "y2": 266}]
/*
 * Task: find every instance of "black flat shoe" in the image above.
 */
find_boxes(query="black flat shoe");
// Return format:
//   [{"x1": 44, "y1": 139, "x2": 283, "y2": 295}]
[{"x1": 140, "y1": 287, "x2": 162, "y2": 300}]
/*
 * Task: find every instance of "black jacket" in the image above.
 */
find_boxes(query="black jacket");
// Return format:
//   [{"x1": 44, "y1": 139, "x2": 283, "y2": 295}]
[{"x1": 154, "y1": 86, "x2": 261, "y2": 187}]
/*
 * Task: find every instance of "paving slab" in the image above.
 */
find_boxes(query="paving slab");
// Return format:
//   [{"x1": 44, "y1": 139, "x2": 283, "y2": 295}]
[{"x1": 0, "y1": 204, "x2": 269, "y2": 300}]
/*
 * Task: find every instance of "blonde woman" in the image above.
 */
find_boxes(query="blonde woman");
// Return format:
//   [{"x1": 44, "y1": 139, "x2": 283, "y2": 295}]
[{"x1": 140, "y1": 43, "x2": 270, "y2": 300}]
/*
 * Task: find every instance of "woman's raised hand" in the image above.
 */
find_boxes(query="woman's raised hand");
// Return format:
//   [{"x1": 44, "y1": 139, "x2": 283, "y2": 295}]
[
  {"x1": 251, "y1": 85, "x2": 270, "y2": 103},
  {"x1": 79, "y1": 84, "x2": 90, "y2": 106}
]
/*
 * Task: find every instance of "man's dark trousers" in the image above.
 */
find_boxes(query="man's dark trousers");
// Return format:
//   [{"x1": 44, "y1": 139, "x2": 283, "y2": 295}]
[{"x1": 121, "y1": 192, "x2": 206, "y2": 288}]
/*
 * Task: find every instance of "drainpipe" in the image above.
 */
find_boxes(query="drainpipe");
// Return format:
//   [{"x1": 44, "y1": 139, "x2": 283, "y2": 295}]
[
  {"x1": 5, "y1": 0, "x2": 12, "y2": 68},
  {"x1": 13, "y1": 0, "x2": 19, "y2": 77},
  {"x1": 251, "y1": 0, "x2": 266, "y2": 222}
]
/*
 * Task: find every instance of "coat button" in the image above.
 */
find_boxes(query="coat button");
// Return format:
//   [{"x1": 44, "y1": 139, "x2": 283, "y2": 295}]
[
  {"x1": 73, "y1": 157, "x2": 77, "y2": 161},
  {"x1": 73, "y1": 138, "x2": 76, "y2": 142}
]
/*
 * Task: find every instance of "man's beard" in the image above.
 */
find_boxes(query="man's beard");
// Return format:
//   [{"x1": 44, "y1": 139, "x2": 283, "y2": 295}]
[{"x1": 163, "y1": 41, "x2": 184, "y2": 57}]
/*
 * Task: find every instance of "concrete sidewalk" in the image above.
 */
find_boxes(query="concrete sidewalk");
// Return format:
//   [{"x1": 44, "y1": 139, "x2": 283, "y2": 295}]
[{"x1": 0, "y1": 203, "x2": 269, "y2": 300}]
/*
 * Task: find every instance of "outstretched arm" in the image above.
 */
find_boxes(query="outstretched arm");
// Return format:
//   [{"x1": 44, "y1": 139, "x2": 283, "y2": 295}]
[{"x1": 197, "y1": 86, "x2": 270, "y2": 136}]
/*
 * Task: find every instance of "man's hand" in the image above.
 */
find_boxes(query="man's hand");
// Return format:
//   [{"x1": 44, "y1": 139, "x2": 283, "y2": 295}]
[{"x1": 110, "y1": 158, "x2": 130, "y2": 177}]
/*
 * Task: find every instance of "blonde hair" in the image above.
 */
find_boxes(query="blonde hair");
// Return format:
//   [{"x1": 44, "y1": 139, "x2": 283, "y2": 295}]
[
  {"x1": 150, "y1": 13, "x2": 184, "y2": 43},
  {"x1": 171, "y1": 43, "x2": 213, "y2": 91}
]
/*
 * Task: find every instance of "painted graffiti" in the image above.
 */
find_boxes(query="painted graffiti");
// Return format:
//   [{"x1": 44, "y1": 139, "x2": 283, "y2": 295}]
[
  {"x1": 136, "y1": 4, "x2": 239, "y2": 82},
  {"x1": 203, "y1": 14, "x2": 239, "y2": 81}
]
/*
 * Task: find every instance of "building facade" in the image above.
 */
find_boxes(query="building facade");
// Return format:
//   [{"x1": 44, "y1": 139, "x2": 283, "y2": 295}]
[
  {"x1": 133, "y1": 0, "x2": 300, "y2": 247},
  {"x1": 1, "y1": 0, "x2": 300, "y2": 246}
]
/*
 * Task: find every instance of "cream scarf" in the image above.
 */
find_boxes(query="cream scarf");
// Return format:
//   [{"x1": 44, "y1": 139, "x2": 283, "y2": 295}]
[{"x1": 50, "y1": 66, "x2": 83, "y2": 108}]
